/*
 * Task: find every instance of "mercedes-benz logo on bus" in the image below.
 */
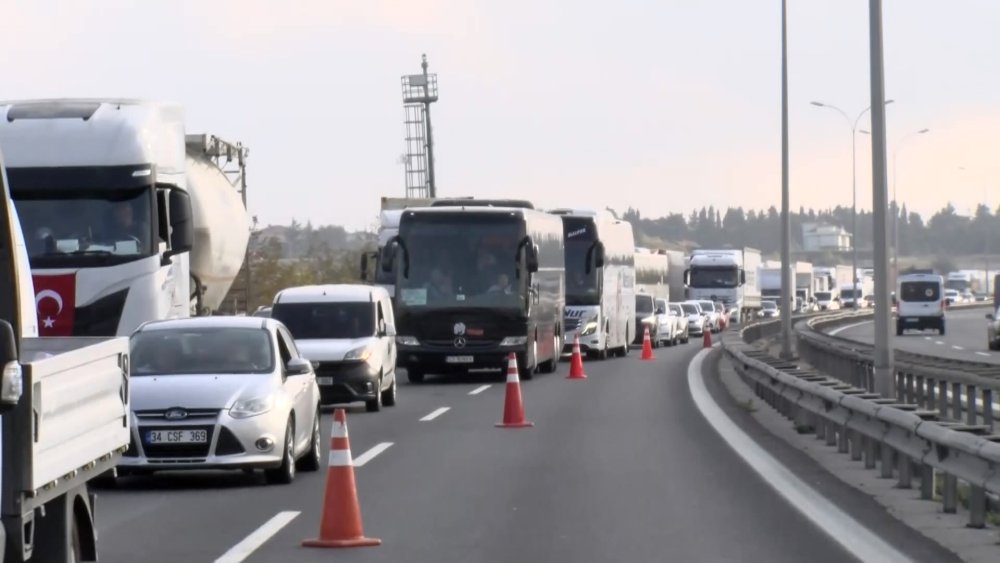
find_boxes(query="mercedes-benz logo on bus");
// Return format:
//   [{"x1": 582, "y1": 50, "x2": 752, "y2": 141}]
[{"x1": 454, "y1": 337, "x2": 466, "y2": 348}]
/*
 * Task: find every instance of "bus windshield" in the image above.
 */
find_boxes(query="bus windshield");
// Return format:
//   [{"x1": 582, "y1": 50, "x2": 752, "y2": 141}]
[
  {"x1": 563, "y1": 217, "x2": 599, "y2": 306},
  {"x1": 395, "y1": 215, "x2": 525, "y2": 309}
]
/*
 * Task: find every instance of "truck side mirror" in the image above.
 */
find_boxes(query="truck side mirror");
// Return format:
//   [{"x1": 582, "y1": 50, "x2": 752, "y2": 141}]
[
  {"x1": 0, "y1": 320, "x2": 22, "y2": 411},
  {"x1": 165, "y1": 189, "x2": 194, "y2": 258},
  {"x1": 360, "y1": 252, "x2": 370, "y2": 281},
  {"x1": 740, "y1": 270, "x2": 746, "y2": 285}
]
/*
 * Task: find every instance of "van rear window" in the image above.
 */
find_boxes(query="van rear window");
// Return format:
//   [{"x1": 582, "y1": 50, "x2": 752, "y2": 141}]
[{"x1": 900, "y1": 281, "x2": 940, "y2": 302}]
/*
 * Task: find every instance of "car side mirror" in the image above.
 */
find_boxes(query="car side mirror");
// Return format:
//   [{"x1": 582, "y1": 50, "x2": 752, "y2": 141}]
[
  {"x1": 0, "y1": 320, "x2": 21, "y2": 412},
  {"x1": 286, "y1": 357, "x2": 312, "y2": 376},
  {"x1": 164, "y1": 189, "x2": 194, "y2": 259},
  {"x1": 987, "y1": 314, "x2": 995, "y2": 320},
  {"x1": 384, "y1": 324, "x2": 397, "y2": 337},
  {"x1": 656, "y1": 308, "x2": 665, "y2": 315}
]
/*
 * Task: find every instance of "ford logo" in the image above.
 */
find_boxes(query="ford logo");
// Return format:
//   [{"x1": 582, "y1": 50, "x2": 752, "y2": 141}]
[{"x1": 164, "y1": 408, "x2": 188, "y2": 420}]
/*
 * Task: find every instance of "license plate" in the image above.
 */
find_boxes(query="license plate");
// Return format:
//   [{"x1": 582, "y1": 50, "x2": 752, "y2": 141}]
[
  {"x1": 445, "y1": 355, "x2": 474, "y2": 364},
  {"x1": 905, "y1": 318, "x2": 918, "y2": 323},
  {"x1": 317, "y1": 376, "x2": 334, "y2": 385},
  {"x1": 146, "y1": 429, "x2": 208, "y2": 444}
]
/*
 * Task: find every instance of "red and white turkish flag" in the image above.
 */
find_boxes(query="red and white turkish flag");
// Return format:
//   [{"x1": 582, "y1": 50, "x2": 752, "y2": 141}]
[{"x1": 32, "y1": 274, "x2": 76, "y2": 337}]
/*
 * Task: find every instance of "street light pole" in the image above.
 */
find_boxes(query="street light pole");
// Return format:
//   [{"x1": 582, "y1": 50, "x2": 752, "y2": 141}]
[
  {"x1": 779, "y1": 0, "x2": 793, "y2": 359},
  {"x1": 810, "y1": 99, "x2": 893, "y2": 309},
  {"x1": 869, "y1": 0, "x2": 895, "y2": 399}
]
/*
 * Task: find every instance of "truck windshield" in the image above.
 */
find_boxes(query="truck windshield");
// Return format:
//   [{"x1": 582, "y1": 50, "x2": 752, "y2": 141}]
[
  {"x1": 636, "y1": 295, "x2": 654, "y2": 313},
  {"x1": 840, "y1": 289, "x2": 860, "y2": 299},
  {"x1": 14, "y1": 189, "x2": 155, "y2": 262},
  {"x1": 272, "y1": 302, "x2": 374, "y2": 339},
  {"x1": 563, "y1": 217, "x2": 599, "y2": 306},
  {"x1": 900, "y1": 282, "x2": 940, "y2": 302},
  {"x1": 396, "y1": 216, "x2": 524, "y2": 309},
  {"x1": 130, "y1": 327, "x2": 275, "y2": 376},
  {"x1": 689, "y1": 267, "x2": 739, "y2": 288},
  {"x1": 815, "y1": 291, "x2": 831, "y2": 301}
]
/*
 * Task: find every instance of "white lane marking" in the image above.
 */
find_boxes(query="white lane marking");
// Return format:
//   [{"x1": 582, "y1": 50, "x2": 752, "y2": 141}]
[
  {"x1": 469, "y1": 385, "x2": 492, "y2": 395},
  {"x1": 687, "y1": 350, "x2": 913, "y2": 563},
  {"x1": 214, "y1": 511, "x2": 300, "y2": 563},
  {"x1": 924, "y1": 336, "x2": 932, "y2": 341},
  {"x1": 977, "y1": 352, "x2": 992, "y2": 357},
  {"x1": 953, "y1": 346, "x2": 965, "y2": 351},
  {"x1": 353, "y1": 442, "x2": 393, "y2": 467},
  {"x1": 420, "y1": 407, "x2": 451, "y2": 421},
  {"x1": 828, "y1": 321, "x2": 872, "y2": 336},
  {"x1": 935, "y1": 341, "x2": 945, "y2": 345}
]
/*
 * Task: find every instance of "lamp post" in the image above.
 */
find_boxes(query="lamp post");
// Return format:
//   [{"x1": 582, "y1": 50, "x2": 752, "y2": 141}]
[
  {"x1": 891, "y1": 128, "x2": 929, "y2": 283},
  {"x1": 779, "y1": 0, "x2": 793, "y2": 359},
  {"x1": 810, "y1": 99, "x2": 894, "y2": 307}
]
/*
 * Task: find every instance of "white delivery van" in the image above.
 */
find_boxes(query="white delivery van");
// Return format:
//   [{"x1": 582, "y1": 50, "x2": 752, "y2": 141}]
[
  {"x1": 896, "y1": 273, "x2": 945, "y2": 335},
  {"x1": 271, "y1": 284, "x2": 398, "y2": 412}
]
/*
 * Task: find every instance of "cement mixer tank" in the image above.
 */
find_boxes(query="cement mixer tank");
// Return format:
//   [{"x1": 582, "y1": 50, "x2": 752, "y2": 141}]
[{"x1": 185, "y1": 134, "x2": 251, "y2": 314}]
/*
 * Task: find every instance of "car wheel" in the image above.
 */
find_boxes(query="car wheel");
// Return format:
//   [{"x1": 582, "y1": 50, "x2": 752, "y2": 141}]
[
  {"x1": 297, "y1": 412, "x2": 321, "y2": 472},
  {"x1": 265, "y1": 421, "x2": 295, "y2": 485},
  {"x1": 366, "y1": 376, "x2": 383, "y2": 412},
  {"x1": 382, "y1": 373, "x2": 397, "y2": 406},
  {"x1": 407, "y1": 367, "x2": 425, "y2": 384}
]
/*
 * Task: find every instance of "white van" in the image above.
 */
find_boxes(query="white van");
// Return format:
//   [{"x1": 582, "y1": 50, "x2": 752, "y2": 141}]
[
  {"x1": 271, "y1": 284, "x2": 398, "y2": 412},
  {"x1": 896, "y1": 273, "x2": 945, "y2": 335}
]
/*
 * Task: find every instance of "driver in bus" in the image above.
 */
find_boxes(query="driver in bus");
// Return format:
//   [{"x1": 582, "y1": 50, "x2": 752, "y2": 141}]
[
  {"x1": 488, "y1": 273, "x2": 512, "y2": 295},
  {"x1": 426, "y1": 267, "x2": 455, "y2": 302}
]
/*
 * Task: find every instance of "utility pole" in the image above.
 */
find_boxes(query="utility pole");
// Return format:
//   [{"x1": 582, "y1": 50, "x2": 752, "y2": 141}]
[
  {"x1": 869, "y1": 0, "x2": 895, "y2": 399},
  {"x1": 779, "y1": 0, "x2": 793, "y2": 359}
]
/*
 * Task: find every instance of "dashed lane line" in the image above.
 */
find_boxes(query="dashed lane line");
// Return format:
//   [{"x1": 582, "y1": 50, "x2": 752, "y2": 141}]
[
  {"x1": 353, "y1": 442, "x2": 394, "y2": 467},
  {"x1": 214, "y1": 511, "x2": 300, "y2": 563},
  {"x1": 469, "y1": 385, "x2": 492, "y2": 395},
  {"x1": 419, "y1": 407, "x2": 451, "y2": 422}
]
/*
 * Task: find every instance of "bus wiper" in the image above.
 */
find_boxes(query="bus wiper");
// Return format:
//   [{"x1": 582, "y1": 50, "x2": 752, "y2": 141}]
[{"x1": 42, "y1": 249, "x2": 114, "y2": 257}]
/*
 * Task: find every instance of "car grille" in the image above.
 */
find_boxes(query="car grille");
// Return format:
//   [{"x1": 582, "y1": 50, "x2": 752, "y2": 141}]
[
  {"x1": 215, "y1": 426, "x2": 245, "y2": 456},
  {"x1": 315, "y1": 362, "x2": 367, "y2": 377},
  {"x1": 140, "y1": 425, "x2": 215, "y2": 459},
  {"x1": 135, "y1": 408, "x2": 221, "y2": 421},
  {"x1": 423, "y1": 339, "x2": 498, "y2": 350}
]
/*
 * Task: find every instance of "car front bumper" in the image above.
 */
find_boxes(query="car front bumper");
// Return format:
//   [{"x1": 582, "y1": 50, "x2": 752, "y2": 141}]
[{"x1": 313, "y1": 361, "x2": 381, "y2": 404}]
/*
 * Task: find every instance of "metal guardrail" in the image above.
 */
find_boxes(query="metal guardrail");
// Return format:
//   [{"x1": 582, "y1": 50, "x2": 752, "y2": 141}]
[{"x1": 720, "y1": 304, "x2": 1000, "y2": 529}]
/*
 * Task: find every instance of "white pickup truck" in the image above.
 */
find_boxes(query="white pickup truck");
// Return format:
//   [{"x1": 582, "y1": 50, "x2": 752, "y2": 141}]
[{"x1": 0, "y1": 151, "x2": 130, "y2": 562}]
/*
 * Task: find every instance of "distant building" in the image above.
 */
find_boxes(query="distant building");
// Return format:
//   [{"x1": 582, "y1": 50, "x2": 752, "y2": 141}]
[{"x1": 801, "y1": 222, "x2": 851, "y2": 252}]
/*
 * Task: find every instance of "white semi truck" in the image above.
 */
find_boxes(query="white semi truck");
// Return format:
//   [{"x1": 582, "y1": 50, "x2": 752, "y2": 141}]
[
  {"x1": 0, "y1": 148, "x2": 131, "y2": 561},
  {"x1": 685, "y1": 247, "x2": 762, "y2": 323},
  {"x1": 0, "y1": 98, "x2": 250, "y2": 336}
]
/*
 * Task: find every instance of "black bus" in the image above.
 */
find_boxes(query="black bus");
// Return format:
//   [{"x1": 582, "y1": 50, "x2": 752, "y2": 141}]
[{"x1": 382, "y1": 206, "x2": 565, "y2": 381}]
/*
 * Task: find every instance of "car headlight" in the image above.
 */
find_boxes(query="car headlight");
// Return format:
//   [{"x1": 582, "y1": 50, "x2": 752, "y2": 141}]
[
  {"x1": 396, "y1": 335, "x2": 419, "y2": 346},
  {"x1": 500, "y1": 336, "x2": 528, "y2": 346},
  {"x1": 642, "y1": 316, "x2": 655, "y2": 325},
  {"x1": 345, "y1": 344, "x2": 374, "y2": 362},
  {"x1": 229, "y1": 395, "x2": 274, "y2": 419}
]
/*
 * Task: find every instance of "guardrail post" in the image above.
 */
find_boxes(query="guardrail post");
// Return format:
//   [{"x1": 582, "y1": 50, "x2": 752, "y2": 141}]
[
  {"x1": 850, "y1": 431, "x2": 863, "y2": 461},
  {"x1": 915, "y1": 375, "x2": 925, "y2": 408},
  {"x1": 898, "y1": 371, "x2": 908, "y2": 402},
  {"x1": 939, "y1": 380, "x2": 949, "y2": 418},
  {"x1": 838, "y1": 424, "x2": 850, "y2": 453},
  {"x1": 825, "y1": 421, "x2": 837, "y2": 447},
  {"x1": 881, "y1": 444, "x2": 894, "y2": 479},
  {"x1": 943, "y1": 474, "x2": 958, "y2": 514},
  {"x1": 968, "y1": 485, "x2": 986, "y2": 528},
  {"x1": 897, "y1": 453, "x2": 911, "y2": 488},
  {"x1": 864, "y1": 437, "x2": 877, "y2": 469},
  {"x1": 952, "y1": 382, "x2": 963, "y2": 423},
  {"x1": 925, "y1": 377, "x2": 935, "y2": 411},
  {"x1": 919, "y1": 465, "x2": 934, "y2": 500},
  {"x1": 966, "y1": 385, "x2": 977, "y2": 426},
  {"x1": 815, "y1": 417, "x2": 826, "y2": 440},
  {"x1": 982, "y1": 389, "x2": 994, "y2": 432}
]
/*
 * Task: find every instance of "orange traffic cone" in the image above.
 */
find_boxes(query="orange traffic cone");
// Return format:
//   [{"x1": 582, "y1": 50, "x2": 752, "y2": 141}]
[
  {"x1": 567, "y1": 334, "x2": 587, "y2": 379},
  {"x1": 641, "y1": 326, "x2": 655, "y2": 360},
  {"x1": 302, "y1": 408, "x2": 381, "y2": 548},
  {"x1": 496, "y1": 353, "x2": 534, "y2": 428},
  {"x1": 703, "y1": 329, "x2": 713, "y2": 348}
]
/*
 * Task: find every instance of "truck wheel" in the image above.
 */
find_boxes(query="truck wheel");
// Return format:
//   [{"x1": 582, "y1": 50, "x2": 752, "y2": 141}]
[{"x1": 70, "y1": 517, "x2": 82, "y2": 563}]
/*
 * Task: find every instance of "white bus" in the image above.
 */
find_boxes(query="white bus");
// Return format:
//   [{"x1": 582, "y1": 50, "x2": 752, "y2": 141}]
[{"x1": 550, "y1": 209, "x2": 635, "y2": 359}]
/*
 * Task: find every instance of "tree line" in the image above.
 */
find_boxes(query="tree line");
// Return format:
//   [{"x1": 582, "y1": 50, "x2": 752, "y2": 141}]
[{"x1": 621, "y1": 203, "x2": 998, "y2": 256}]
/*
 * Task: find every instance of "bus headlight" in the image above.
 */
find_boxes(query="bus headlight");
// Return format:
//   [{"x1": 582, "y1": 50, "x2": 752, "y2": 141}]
[
  {"x1": 500, "y1": 336, "x2": 528, "y2": 346},
  {"x1": 396, "y1": 336, "x2": 420, "y2": 346},
  {"x1": 580, "y1": 321, "x2": 599, "y2": 336}
]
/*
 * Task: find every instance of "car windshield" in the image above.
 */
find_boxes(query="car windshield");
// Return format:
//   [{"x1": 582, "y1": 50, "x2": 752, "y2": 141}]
[
  {"x1": 840, "y1": 289, "x2": 860, "y2": 299},
  {"x1": 762, "y1": 301, "x2": 777, "y2": 310},
  {"x1": 899, "y1": 281, "x2": 941, "y2": 302},
  {"x1": 668, "y1": 304, "x2": 682, "y2": 315},
  {"x1": 698, "y1": 301, "x2": 715, "y2": 312},
  {"x1": 15, "y1": 189, "x2": 155, "y2": 260},
  {"x1": 131, "y1": 327, "x2": 274, "y2": 376},
  {"x1": 636, "y1": 295, "x2": 654, "y2": 313},
  {"x1": 815, "y1": 291, "x2": 831, "y2": 301},
  {"x1": 271, "y1": 302, "x2": 375, "y2": 339},
  {"x1": 682, "y1": 303, "x2": 700, "y2": 315}
]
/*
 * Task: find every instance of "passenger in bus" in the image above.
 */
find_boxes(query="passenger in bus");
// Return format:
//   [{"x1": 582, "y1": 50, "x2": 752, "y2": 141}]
[{"x1": 488, "y1": 273, "x2": 512, "y2": 295}]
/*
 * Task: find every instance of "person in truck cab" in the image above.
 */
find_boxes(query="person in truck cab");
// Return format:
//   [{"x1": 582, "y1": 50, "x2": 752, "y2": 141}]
[{"x1": 104, "y1": 200, "x2": 147, "y2": 248}]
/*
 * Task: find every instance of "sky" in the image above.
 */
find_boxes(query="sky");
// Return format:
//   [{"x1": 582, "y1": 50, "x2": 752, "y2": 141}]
[{"x1": 2, "y1": 0, "x2": 999, "y2": 232}]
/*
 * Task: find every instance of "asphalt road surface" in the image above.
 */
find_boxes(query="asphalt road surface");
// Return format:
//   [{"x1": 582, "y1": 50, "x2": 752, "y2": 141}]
[
  {"x1": 93, "y1": 340, "x2": 959, "y2": 563},
  {"x1": 831, "y1": 307, "x2": 999, "y2": 364}
]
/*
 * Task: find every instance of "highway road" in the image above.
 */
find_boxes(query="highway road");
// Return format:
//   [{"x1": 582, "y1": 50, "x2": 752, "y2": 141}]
[
  {"x1": 831, "y1": 307, "x2": 998, "y2": 364},
  {"x1": 93, "y1": 341, "x2": 958, "y2": 563}
]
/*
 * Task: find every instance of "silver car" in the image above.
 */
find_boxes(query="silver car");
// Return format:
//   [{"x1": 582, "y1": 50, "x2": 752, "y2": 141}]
[{"x1": 119, "y1": 316, "x2": 322, "y2": 484}]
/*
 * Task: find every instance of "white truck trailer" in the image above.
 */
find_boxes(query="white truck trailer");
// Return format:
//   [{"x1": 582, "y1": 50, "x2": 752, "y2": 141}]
[
  {"x1": 685, "y1": 247, "x2": 762, "y2": 323},
  {"x1": 0, "y1": 99, "x2": 251, "y2": 335},
  {"x1": 0, "y1": 148, "x2": 131, "y2": 562}
]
